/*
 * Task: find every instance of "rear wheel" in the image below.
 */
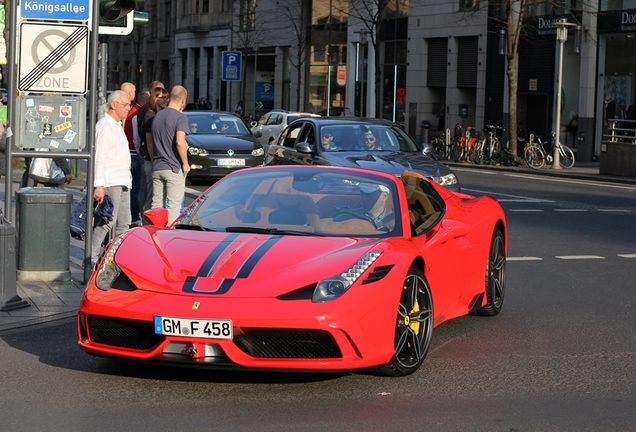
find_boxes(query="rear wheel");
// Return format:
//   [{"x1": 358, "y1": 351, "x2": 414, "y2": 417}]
[
  {"x1": 374, "y1": 266, "x2": 433, "y2": 377},
  {"x1": 523, "y1": 144, "x2": 546, "y2": 170},
  {"x1": 489, "y1": 137, "x2": 501, "y2": 158},
  {"x1": 475, "y1": 228, "x2": 506, "y2": 316}
]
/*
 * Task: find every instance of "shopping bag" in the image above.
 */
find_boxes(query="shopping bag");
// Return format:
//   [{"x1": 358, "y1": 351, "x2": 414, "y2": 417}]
[{"x1": 29, "y1": 155, "x2": 65, "y2": 185}]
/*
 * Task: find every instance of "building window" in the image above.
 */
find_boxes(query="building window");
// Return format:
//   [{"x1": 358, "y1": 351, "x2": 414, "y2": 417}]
[
  {"x1": 239, "y1": 0, "x2": 256, "y2": 32},
  {"x1": 459, "y1": 0, "x2": 478, "y2": 10},
  {"x1": 203, "y1": 0, "x2": 210, "y2": 13},
  {"x1": 151, "y1": 5, "x2": 157, "y2": 38},
  {"x1": 165, "y1": 2, "x2": 171, "y2": 36}
]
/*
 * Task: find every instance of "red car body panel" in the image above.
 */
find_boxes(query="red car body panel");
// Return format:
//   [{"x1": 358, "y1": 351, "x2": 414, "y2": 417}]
[{"x1": 78, "y1": 166, "x2": 506, "y2": 372}]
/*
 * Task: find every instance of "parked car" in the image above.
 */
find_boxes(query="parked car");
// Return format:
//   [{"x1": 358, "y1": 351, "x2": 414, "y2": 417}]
[
  {"x1": 184, "y1": 111, "x2": 264, "y2": 181},
  {"x1": 78, "y1": 165, "x2": 507, "y2": 376},
  {"x1": 263, "y1": 117, "x2": 460, "y2": 191},
  {"x1": 251, "y1": 109, "x2": 320, "y2": 146}
]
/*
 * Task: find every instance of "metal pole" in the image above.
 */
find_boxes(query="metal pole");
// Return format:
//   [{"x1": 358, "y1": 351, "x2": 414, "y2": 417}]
[
  {"x1": 553, "y1": 20, "x2": 570, "y2": 170},
  {"x1": 4, "y1": 0, "x2": 19, "y2": 219},
  {"x1": 253, "y1": 45, "x2": 258, "y2": 117}
]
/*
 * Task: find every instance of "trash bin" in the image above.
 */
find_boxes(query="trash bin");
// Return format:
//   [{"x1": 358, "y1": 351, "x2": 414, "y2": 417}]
[
  {"x1": 15, "y1": 188, "x2": 73, "y2": 281},
  {"x1": 421, "y1": 121, "x2": 431, "y2": 144}
]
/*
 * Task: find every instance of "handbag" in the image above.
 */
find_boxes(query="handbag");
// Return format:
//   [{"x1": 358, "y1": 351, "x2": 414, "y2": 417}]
[{"x1": 29, "y1": 155, "x2": 65, "y2": 185}]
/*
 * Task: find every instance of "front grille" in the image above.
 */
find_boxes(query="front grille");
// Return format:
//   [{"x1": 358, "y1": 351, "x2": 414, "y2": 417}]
[
  {"x1": 209, "y1": 149, "x2": 253, "y2": 155},
  {"x1": 89, "y1": 317, "x2": 164, "y2": 350},
  {"x1": 234, "y1": 330, "x2": 342, "y2": 359}
]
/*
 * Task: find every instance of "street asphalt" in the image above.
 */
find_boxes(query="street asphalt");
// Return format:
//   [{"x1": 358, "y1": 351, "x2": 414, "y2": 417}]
[{"x1": 0, "y1": 161, "x2": 634, "y2": 332}]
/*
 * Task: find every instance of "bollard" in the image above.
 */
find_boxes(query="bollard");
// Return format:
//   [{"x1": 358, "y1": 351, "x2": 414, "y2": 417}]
[{"x1": 0, "y1": 211, "x2": 29, "y2": 311}]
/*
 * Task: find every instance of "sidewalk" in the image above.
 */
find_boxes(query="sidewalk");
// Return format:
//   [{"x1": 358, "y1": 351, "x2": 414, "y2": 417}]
[{"x1": 1, "y1": 161, "x2": 634, "y2": 332}]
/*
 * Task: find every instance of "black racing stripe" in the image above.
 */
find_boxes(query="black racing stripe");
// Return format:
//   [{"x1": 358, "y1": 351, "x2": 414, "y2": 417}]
[
  {"x1": 198, "y1": 232, "x2": 242, "y2": 276},
  {"x1": 236, "y1": 236, "x2": 282, "y2": 279},
  {"x1": 183, "y1": 233, "x2": 241, "y2": 293},
  {"x1": 212, "y1": 278, "x2": 236, "y2": 295}
]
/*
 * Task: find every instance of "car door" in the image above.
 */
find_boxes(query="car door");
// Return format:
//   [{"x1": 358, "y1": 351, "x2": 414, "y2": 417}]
[
  {"x1": 264, "y1": 121, "x2": 306, "y2": 166},
  {"x1": 400, "y1": 172, "x2": 475, "y2": 323}
]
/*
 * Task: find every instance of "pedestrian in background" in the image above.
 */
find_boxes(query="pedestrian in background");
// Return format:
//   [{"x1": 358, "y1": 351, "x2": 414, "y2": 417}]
[
  {"x1": 131, "y1": 89, "x2": 151, "y2": 218},
  {"x1": 150, "y1": 85, "x2": 190, "y2": 224},
  {"x1": 141, "y1": 87, "x2": 169, "y2": 212},
  {"x1": 122, "y1": 83, "x2": 145, "y2": 225},
  {"x1": 234, "y1": 100, "x2": 243, "y2": 116},
  {"x1": 91, "y1": 90, "x2": 132, "y2": 267}
]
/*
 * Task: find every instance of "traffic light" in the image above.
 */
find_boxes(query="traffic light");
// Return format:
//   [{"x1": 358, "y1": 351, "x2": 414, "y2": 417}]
[{"x1": 99, "y1": 0, "x2": 149, "y2": 36}]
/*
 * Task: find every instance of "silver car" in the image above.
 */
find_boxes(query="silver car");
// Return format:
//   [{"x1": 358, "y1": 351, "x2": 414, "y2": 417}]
[{"x1": 251, "y1": 110, "x2": 320, "y2": 146}]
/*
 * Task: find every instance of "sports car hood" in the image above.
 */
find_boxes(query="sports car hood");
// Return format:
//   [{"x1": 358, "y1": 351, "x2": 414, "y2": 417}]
[
  {"x1": 186, "y1": 134, "x2": 260, "y2": 150},
  {"x1": 113, "y1": 228, "x2": 382, "y2": 298},
  {"x1": 325, "y1": 151, "x2": 451, "y2": 179}
]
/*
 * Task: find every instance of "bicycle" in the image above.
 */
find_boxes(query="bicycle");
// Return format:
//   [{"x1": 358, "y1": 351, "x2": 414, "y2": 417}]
[
  {"x1": 472, "y1": 124, "x2": 503, "y2": 164},
  {"x1": 430, "y1": 129, "x2": 451, "y2": 160},
  {"x1": 523, "y1": 132, "x2": 575, "y2": 170},
  {"x1": 451, "y1": 124, "x2": 479, "y2": 162}
]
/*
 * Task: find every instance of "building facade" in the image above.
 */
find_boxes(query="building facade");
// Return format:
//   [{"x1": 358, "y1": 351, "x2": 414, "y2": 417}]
[{"x1": 104, "y1": 0, "x2": 636, "y2": 163}]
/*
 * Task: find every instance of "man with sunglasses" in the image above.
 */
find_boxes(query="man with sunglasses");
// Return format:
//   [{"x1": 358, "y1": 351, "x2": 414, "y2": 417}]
[
  {"x1": 321, "y1": 131, "x2": 338, "y2": 151},
  {"x1": 363, "y1": 130, "x2": 382, "y2": 150}
]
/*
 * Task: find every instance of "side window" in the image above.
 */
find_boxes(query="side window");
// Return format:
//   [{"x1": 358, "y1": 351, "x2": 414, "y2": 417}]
[
  {"x1": 401, "y1": 174, "x2": 445, "y2": 236},
  {"x1": 297, "y1": 123, "x2": 316, "y2": 146},
  {"x1": 282, "y1": 122, "x2": 304, "y2": 148},
  {"x1": 267, "y1": 114, "x2": 279, "y2": 126},
  {"x1": 257, "y1": 114, "x2": 270, "y2": 126}
]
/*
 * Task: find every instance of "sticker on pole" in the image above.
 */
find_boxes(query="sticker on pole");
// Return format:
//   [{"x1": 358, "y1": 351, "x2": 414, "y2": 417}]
[{"x1": 18, "y1": 22, "x2": 89, "y2": 94}]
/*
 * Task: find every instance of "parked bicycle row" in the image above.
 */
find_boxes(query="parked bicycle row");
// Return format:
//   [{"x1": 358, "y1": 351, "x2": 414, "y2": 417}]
[{"x1": 431, "y1": 123, "x2": 503, "y2": 164}]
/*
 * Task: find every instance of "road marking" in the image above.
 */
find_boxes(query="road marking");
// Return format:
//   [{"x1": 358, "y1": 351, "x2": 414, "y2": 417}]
[
  {"x1": 618, "y1": 254, "x2": 636, "y2": 258},
  {"x1": 598, "y1": 209, "x2": 631, "y2": 212},
  {"x1": 554, "y1": 209, "x2": 588, "y2": 212},
  {"x1": 556, "y1": 255, "x2": 605, "y2": 260},
  {"x1": 507, "y1": 257, "x2": 543, "y2": 261},
  {"x1": 503, "y1": 173, "x2": 636, "y2": 191},
  {"x1": 463, "y1": 188, "x2": 554, "y2": 202},
  {"x1": 508, "y1": 209, "x2": 543, "y2": 212}
]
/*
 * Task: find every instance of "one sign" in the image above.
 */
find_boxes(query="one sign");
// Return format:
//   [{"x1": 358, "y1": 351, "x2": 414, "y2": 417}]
[
  {"x1": 337, "y1": 66, "x2": 347, "y2": 86},
  {"x1": 222, "y1": 51, "x2": 242, "y2": 81},
  {"x1": 0, "y1": 6, "x2": 5, "y2": 64},
  {"x1": 18, "y1": 22, "x2": 89, "y2": 94},
  {"x1": 255, "y1": 72, "x2": 274, "y2": 110},
  {"x1": 14, "y1": 94, "x2": 87, "y2": 151},
  {"x1": 20, "y1": 0, "x2": 91, "y2": 21}
]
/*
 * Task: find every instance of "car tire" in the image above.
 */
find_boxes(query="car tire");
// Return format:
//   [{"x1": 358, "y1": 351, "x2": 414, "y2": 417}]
[
  {"x1": 374, "y1": 266, "x2": 433, "y2": 377},
  {"x1": 475, "y1": 228, "x2": 506, "y2": 316}
]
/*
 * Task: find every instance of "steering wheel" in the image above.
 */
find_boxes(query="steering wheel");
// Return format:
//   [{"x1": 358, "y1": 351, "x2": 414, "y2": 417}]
[{"x1": 333, "y1": 209, "x2": 374, "y2": 224}]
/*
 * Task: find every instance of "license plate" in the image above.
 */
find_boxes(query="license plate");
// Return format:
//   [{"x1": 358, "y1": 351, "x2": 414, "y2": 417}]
[
  {"x1": 154, "y1": 316, "x2": 233, "y2": 339},
  {"x1": 218, "y1": 158, "x2": 245, "y2": 167}
]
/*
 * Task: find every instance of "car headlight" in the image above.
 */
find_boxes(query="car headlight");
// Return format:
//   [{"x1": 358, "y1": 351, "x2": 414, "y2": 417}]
[
  {"x1": 188, "y1": 146, "x2": 209, "y2": 156},
  {"x1": 312, "y1": 251, "x2": 382, "y2": 303},
  {"x1": 95, "y1": 237, "x2": 124, "y2": 290},
  {"x1": 252, "y1": 147, "x2": 264, "y2": 157},
  {"x1": 438, "y1": 173, "x2": 458, "y2": 186}
]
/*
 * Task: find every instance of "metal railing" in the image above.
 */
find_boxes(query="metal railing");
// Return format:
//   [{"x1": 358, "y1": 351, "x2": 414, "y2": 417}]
[{"x1": 604, "y1": 119, "x2": 636, "y2": 144}]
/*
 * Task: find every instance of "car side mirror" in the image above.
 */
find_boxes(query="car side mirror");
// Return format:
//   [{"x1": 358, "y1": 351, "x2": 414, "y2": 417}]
[
  {"x1": 143, "y1": 208, "x2": 169, "y2": 227},
  {"x1": 253, "y1": 130, "x2": 262, "y2": 138},
  {"x1": 296, "y1": 142, "x2": 314, "y2": 154},
  {"x1": 421, "y1": 143, "x2": 434, "y2": 156}
]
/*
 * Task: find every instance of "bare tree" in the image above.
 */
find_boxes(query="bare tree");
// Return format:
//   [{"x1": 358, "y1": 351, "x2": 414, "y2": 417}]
[
  {"x1": 233, "y1": 0, "x2": 268, "y2": 108},
  {"x1": 339, "y1": 0, "x2": 392, "y2": 116},
  {"x1": 274, "y1": 0, "x2": 311, "y2": 111}
]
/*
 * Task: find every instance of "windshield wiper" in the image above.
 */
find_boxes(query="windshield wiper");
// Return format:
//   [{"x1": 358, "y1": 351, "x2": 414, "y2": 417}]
[
  {"x1": 224, "y1": 226, "x2": 319, "y2": 236},
  {"x1": 173, "y1": 224, "x2": 216, "y2": 231}
]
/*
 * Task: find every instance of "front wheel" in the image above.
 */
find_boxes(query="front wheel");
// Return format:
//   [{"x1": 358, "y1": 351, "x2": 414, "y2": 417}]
[
  {"x1": 475, "y1": 228, "x2": 506, "y2": 316},
  {"x1": 431, "y1": 137, "x2": 447, "y2": 161},
  {"x1": 373, "y1": 266, "x2": 433, "y2": 377},
  {"x1": 489, "y1": 137, "x2": 501, "y2": 158},
  {"x1": 523, "y1": 145, "x2": 546, "y2": 170},
  {"x1": 451, "y1": 139, "x2": 464, "y2": 162},
  {"x1": 559, "y1": 145, "x2": 575, "y2": 169}
]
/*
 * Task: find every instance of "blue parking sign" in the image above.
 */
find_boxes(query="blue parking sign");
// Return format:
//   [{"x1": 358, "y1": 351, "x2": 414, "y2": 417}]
[{"x1": 222, "y1": 51, "x2": 242, "y2": 81}]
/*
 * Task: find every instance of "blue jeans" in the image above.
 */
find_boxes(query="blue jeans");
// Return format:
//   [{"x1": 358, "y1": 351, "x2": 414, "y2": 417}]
[
  {"x1": 91, "y1": 186, "x2": 132, "y2": 264},
  {"x1": 152, "y1": 169, "x2": 185, "y2": 225},
  {"x1": 130, "y1": 155, "x2": 143, "y2": 222}
]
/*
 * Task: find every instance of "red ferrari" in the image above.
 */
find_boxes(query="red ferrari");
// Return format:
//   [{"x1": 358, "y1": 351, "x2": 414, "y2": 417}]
[{"x1": 78, "y1": 165, "x2": 507, "y2": 377}]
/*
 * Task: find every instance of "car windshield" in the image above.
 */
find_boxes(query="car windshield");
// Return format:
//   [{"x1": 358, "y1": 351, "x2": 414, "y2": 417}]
[
  {"x1": 175, "y1": 167, "x2": 402, "y2": 237},
  {"x1": 185, "y1": 113, "x2": 250, "y2": 135},
  {"x1": 319, "y1": 124, "x2": 420, "y2": 152}
]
